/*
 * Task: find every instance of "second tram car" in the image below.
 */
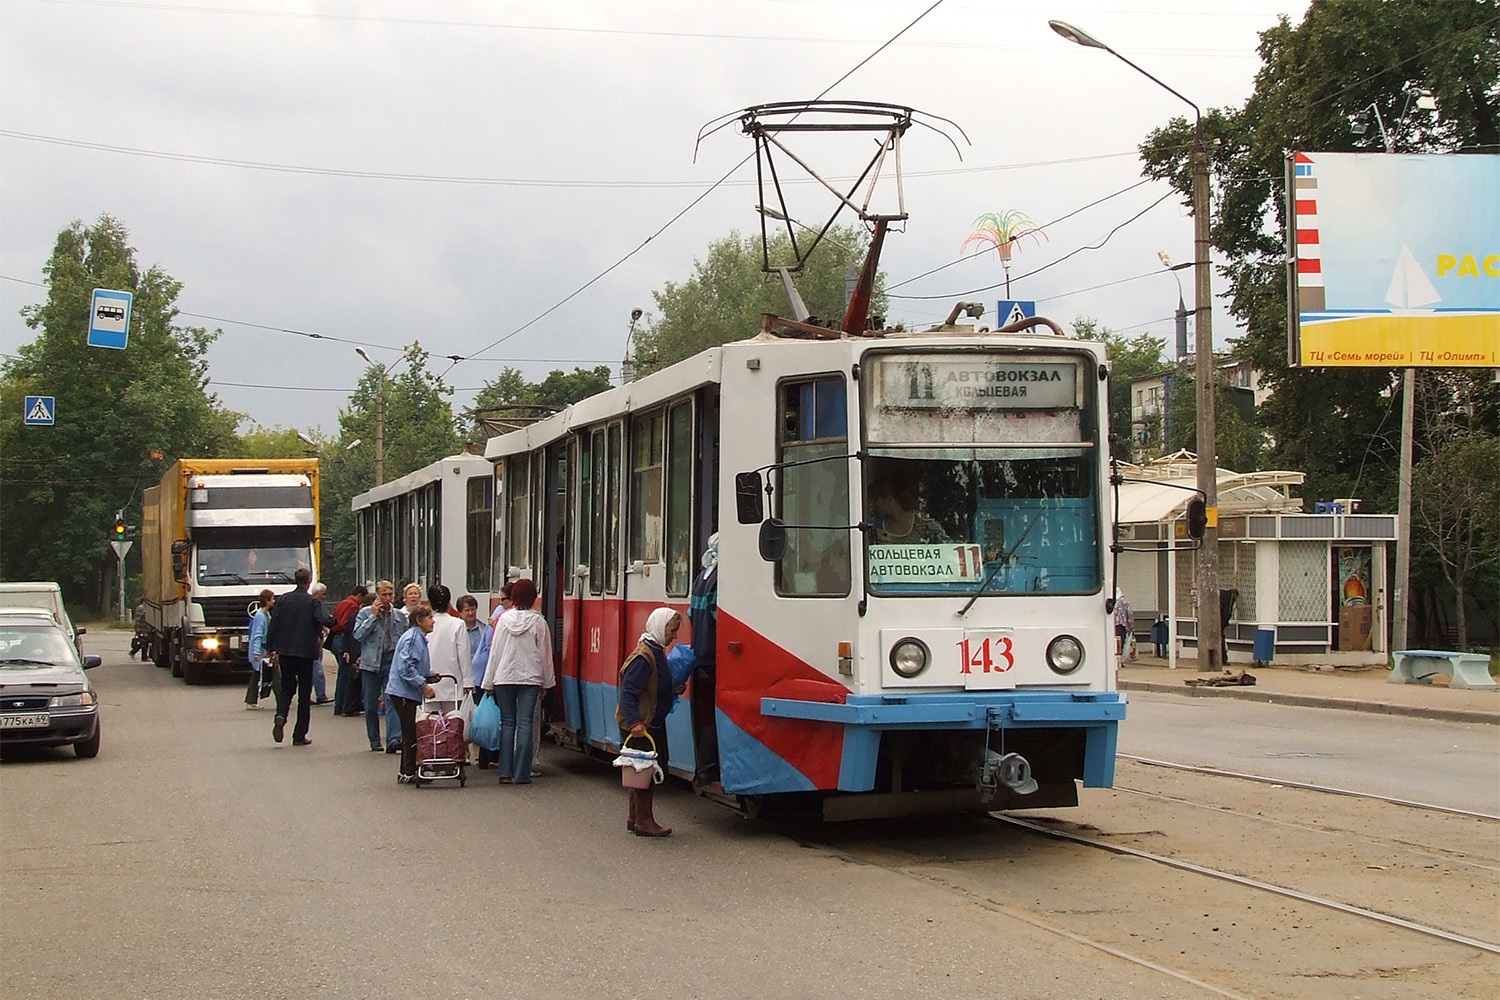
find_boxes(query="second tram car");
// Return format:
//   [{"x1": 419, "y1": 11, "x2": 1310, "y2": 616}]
[
  {"x1": 352, "y1": 454, "x2": 501, "y2": 610},
  {"x1": 485, "y1": 319, "x2": 1125, "y2": 819}
]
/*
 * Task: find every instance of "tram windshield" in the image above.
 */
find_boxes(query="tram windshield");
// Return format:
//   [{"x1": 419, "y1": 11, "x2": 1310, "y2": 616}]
[{"x1": 861, "y1": 352, "x2": 1101, "y2": 597}]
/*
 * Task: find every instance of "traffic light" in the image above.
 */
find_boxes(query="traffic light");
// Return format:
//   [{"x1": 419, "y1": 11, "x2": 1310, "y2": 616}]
[
  {"x1": 113, "y1": 512, "x2": 127, "y2": 541},
  {"x1": 1185, "y1": 497, "x2": 1208, "y2": 539}
]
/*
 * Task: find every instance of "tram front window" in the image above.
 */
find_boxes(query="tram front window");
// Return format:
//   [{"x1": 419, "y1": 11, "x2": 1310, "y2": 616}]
[{"x1": 861, "y1": 352, "x2": 1101, "y2": 598}]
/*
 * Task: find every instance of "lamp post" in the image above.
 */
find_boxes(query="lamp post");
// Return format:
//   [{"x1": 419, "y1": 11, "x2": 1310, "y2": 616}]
[
  {"x1": 1051, "y1": 19, "x2": 1222, "y2": 669},
  {"x1": 354, "y1": 347, "x2": 385, "y2": 486}
]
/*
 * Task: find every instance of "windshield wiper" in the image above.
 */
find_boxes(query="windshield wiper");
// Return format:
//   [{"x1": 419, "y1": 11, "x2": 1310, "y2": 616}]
[
  {"x1": 956, "y1": 509, "x2": 1045, "y2": 618},
  {"x1": 248, "y1": 571, "x2": 294, "y2": 583},
  {"x1": 0, "y1": 658, "x2": 58, "y2": 666},
  {"x1": 199, "y1": 572, "x2": 249, "y2": 584}
]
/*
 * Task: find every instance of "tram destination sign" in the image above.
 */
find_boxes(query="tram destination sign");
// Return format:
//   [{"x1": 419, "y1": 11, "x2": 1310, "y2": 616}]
[{"x1": 880, "y1": 358, "x2": 1078, "y2": 410}]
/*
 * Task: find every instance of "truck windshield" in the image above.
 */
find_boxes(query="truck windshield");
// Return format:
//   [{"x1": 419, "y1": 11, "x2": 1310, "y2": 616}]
[
  {"x1": 861, "y1": 351, "x2": 1101, "y2": 597},
  {"x1": 196, "y1": 545, "x2": 307, "y2": 586}
]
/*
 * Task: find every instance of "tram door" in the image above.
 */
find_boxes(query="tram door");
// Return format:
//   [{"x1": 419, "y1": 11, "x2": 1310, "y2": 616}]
[{"x1": 541, "y1": 442, "x2": 569, "y2": 725}]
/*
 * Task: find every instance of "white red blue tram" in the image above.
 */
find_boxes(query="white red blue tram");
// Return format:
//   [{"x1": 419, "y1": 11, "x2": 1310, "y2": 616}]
[{"x1": 484, "y1": 320, "x2": 1126, "y2": 820}]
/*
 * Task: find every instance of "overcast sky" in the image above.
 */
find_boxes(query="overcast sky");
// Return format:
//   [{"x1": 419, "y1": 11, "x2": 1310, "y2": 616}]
[{"x1": 1, "y1": 0, "x2": 1310, "y2": 438}]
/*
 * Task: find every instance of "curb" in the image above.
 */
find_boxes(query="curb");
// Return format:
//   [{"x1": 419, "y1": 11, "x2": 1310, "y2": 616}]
[{"x1": 1118, "y1": 680, "x2": 1499, "y2": 726}]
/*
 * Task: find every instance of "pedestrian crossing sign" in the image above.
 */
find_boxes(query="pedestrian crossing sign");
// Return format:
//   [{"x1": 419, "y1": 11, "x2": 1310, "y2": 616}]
[
  {"x1": 24, "y1": 396, "x2": 55, "y2": 426},
  {"x1": 997, "y1": 300, "x2": 1036, "y2": 327}
]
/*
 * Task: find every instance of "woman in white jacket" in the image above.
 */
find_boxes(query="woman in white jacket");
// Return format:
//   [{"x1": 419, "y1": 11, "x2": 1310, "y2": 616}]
[
  {"x1": 424, "y1": 585, "x2": 472, "y2": 713},
  {"x1": 480, "y1": 578, "x2": 554, "y2": 784}
]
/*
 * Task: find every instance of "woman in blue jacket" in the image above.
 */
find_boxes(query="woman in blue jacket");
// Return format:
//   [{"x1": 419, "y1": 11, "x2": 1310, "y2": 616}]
[
  {"x1": 245, "y1": 590, "x2": 276, "y2": 709},
  {"x1": 386, "y1": 606, "x2": 436, "y2": 784},
  {"x1": 616, "y1": 607, "x2": 682, "y2": 837}
]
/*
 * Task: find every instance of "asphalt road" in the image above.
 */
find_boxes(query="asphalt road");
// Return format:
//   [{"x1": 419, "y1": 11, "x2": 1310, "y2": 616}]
[
  {"x1": 3, "y1": 631, "x2": 1212, "y2": 1000},
  {"x1": 1119, "y1": 693, "x2": 1500, "y2": 815}
]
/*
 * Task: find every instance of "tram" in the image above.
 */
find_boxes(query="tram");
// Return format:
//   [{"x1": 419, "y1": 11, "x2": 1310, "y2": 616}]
[
  {"x1": 484, "y1": 316, "x2": 1126, "y2": 820},
  {"x1": 351, "y1": 453, "x2": 501, "y2": 610}
]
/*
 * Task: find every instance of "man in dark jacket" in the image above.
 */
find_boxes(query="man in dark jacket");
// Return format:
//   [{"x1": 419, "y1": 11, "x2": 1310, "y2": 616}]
[{"x1": 265, "y1": 567, "x2": 335, "y2": 746}]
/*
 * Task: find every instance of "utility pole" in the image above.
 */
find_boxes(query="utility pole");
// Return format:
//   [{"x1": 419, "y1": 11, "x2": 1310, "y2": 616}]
[
  {"x1": 1050, "y1": 18, "x2": 1221, "y2": 668},
  {"x1": 356, "y1": 347, "x2": 386, "y2": 486},
  {"x1": 1393, "y1": 368, "x2": 1415, "y2": 653}
]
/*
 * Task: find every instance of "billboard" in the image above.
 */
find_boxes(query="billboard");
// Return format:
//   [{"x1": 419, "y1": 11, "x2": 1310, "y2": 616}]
[{"x1": 1287, "y1": 151, "x2": 1499, "y2": 367}]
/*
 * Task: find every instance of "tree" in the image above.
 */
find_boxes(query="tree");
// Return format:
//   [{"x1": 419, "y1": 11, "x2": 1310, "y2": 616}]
[
  {"x1": 632, "y1": 225, "x2": 884, "y2": 373},
  {"x1": 320, "y1": 346, "x2": 462, "y2": 592},
  {"x1": 1411, "y1": 432, "x2": 1500, "y2": 651},
  {"x1": 236, "y1": 422, "x2": 324, "y2": 459},
  {"x1": 467, "y1": 365, "x2": 613, "y2": 441},
  {"x1": 1137, "y1": 0, "x2": 1499, "y2": 508},
  {"x1": 1072, "y1": 316, "x2": 1168, "y2": 463},
  {"x1": 1160, "y1": 366, "x2": 1265, "y2": 474},
  {"x1": 0, "y1": 215, "x2": 238, "y2": 611}
]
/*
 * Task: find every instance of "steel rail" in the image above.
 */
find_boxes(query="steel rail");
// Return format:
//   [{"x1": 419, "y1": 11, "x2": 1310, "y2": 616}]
[
  {"x1": 993, "y1": 815, "x2": 1500, "y2": 956},
  {"x1": 796, "y1": 837, "x2": 1254, "y2": 1000},
  {"x1": 1118, "y1": 754, "x2": 1500, "y2": 822}
]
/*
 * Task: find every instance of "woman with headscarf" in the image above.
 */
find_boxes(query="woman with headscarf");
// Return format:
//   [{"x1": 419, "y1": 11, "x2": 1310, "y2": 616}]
[
  {"x1": 480, "y1": 579, "x2": 554, "y2": 785},
  {"x1": 615, "y1": 607, "x2": 682, "y2": 838}
]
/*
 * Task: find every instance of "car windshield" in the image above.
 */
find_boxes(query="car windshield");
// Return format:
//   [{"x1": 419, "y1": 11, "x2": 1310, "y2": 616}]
[
  {"x1": 861, "y1": 351, "x2": 1101, "y2": 597},
  {"x1": 196, "y1": 545, "x2": 307, "y2": 586},
  {"x1": 0, "y1": 623, "x2": 78, "y2": 668}
]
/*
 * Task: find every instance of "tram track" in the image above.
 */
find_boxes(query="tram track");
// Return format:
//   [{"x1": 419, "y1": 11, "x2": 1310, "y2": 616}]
[{"x1": 1117, "y1": 753, "x2": 1500, "y2": 821}]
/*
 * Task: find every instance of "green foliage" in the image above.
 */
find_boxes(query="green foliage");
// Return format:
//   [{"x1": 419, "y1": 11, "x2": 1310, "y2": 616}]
[
  {"x1": 467, "y1": 365, "x2": 613, "y2": 441},
  {"x1": 1412, "y1": 432, "x2": 1500, "y2": 650},
  {"x1": 0, "y1": 215, "x2": 238, "y2": 609},
  {"x1": 632, "y1": 225, "x2": 884, "y2": 373},
  {"x1": 1160, "y1": 367, "x2": 1265, "y2": 475},
  {"x1": 1136, "y1": 0, "x2": 1499, "y2": 507},
  {"x1": 236, "y1": 422, "x2": 324, "y2": 459},
  {"x1": 319, "y1": 346, "x2": 462, "y2": 592},
  {"x1": 1072, "y1": 316, "x2": 1169, "y2": 463}
]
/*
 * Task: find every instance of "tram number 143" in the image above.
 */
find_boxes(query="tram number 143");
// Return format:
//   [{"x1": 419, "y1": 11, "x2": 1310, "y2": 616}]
[{"x1": 958, "y1": 635, "x2": 1014, "y2": 674}]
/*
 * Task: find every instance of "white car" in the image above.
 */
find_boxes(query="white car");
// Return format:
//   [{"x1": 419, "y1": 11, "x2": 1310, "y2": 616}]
[
  {"x1": 0, "y1": 582, "x2": 85, "y2": 653},
  {"x1": 0, "y1": 610, "x2": 102, "y2": 758}
]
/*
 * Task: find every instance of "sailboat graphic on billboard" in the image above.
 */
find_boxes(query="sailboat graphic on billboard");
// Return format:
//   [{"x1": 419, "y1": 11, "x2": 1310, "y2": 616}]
[{"x1": 1384, "y1": 245, "x2": 1441, "y2": 311}]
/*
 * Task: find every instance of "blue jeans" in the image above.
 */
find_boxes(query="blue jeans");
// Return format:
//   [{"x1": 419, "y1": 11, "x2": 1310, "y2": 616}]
[
  {"x1": 363, "y1": 658, "x2": 401, "y2": 748},
  {"x1": 494, "y1": 684, "x2": 540, "y2": 783},
  {"x1": 312, "y1": 654, "x2": 328, "y2": 701}
]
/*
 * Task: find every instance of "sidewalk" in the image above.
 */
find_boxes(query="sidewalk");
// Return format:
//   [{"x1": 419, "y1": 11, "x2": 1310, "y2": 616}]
[{"x1": 1118, "y1": 655, "x2": 1499, "y2": 725}]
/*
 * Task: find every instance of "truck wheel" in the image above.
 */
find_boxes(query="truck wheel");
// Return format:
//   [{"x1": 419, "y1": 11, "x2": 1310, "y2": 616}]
[
  {"x1": 151, "y1": 635, "x2": 168, "y2": 668},
  {"x1": 170, "y1": 633, "x2": 185, "y2": 678}
]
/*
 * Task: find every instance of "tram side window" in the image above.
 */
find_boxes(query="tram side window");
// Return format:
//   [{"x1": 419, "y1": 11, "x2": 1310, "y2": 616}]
[
  {"x1": 629, "y1": 411, "x2": 664, "y2": 565},
  {"x1": 777, "y1": 377, "x2": 852, "y2": 597},
  {"x1": 588, "y1": 428, "x2": 605, "y2": 595},
  {"x1": 606, "y1": 422, "x2": 622, "y2": 593},
  {"x1": 466, "y1": 475, "x2": 493, "y2": 594},
  {"x1": 665, "y1": 400, "x2": 694, "y2": 597},
  {"x1": 507, "y1": 454, "x2": 531, "y2": 576}
]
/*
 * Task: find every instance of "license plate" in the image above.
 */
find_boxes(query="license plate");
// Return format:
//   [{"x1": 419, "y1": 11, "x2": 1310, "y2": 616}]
[{"x1": 0, "y1": 713, "x2": 49, "y2": 729}]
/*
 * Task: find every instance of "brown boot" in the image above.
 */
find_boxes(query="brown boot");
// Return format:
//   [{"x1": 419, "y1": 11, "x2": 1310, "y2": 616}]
[
  {"x1": 633, "y1": 786, "x2": 672, "y2": 838},
  {"x1": 627, "y1": 789, "x2": 638, "y2": 832}
]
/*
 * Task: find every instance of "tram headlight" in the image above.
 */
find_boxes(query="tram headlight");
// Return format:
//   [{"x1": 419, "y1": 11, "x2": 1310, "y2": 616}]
[
  {"x1": 1046, "y1": 635, "x2": 1083, "y2": 675},
  {"x1": 889, "y1": 638, "x2": 929, "y2": 679}
]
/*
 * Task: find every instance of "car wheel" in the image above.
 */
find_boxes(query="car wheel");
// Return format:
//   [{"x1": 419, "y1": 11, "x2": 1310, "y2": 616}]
[{"x1": 75, "y1": 720, "x2": 101, "y2": 759}]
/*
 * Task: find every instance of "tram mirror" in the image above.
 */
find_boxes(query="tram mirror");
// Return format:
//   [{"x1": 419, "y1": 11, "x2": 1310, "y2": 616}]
[
  {"x1": 735, "y1": 472, "x2": 765, "y2": 524},
  {"x1": 758, "y1": 518, "x2": 787, "y2": 562}
]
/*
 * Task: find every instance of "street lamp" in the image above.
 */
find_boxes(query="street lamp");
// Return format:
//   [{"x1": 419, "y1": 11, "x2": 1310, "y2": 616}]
[
  {"x1": 355, "y1": 347, "x2": 386, "y2": 486},
  {"x1": 1051, "y1": 19, "x2": 1222, "y2": 669}
]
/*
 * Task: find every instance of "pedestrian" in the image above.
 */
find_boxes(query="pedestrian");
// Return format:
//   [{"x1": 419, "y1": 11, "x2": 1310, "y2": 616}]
[
  {"x1": 264, "y1": 567, "x2": 335, "y2": 747},
  {"x1": 615, "y1": 607, "x2": 682, "y2": 837},
  {"x1": 1219, "y1": 588, "x2": 1239, "y2": 664},
  {"x1": 468, "y1": 583, "x2": 512, "y2": 769},
  {"x1": 401, "y1": 583, "x2": 424, "y2": 627},
  {"x1": 387, "y1": 606, "x2": 437, "y2": 785},
  {"x1": 1113, "y1": 591, "x2": 1134, "y2": 659},
  {"x1": 424, "y1": 585, "x2": 472, "y2": 713},
  {"x1": 330, "y1": 584, "x2": 368, "y2": 715},
  {"x1": 480, "y1": 578, "x2": 554, "y2": 785},
  {"x1": 352, "y1": 580, "x2": 408, "y2": 752},
  {"x1": 309, "y1": 581, "x2": 334, "y2": 704},
  {"x1": 245, "y1": 589, "x2": 275, "y2": 709},
  {"x1": 130, "y1": 600, "x2": 148, "y2": 660},
  {"x1": 689, "y1": 532, "x2": 719, "y2": 779}
]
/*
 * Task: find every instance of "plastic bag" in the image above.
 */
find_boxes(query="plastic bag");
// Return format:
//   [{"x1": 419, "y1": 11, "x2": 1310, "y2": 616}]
[
  {"x1": 667, "y1": 644, "x2": 697, "y2": 687},
  {"x1": 455, "y1": 691, "x2": 476, "y2": 732},
  {"x1": 469, "y1": 692, "x2": 501, "y2": 751},
  {"x1": 1125, "y1": 635, "x2": 1139, "y2": 662}
]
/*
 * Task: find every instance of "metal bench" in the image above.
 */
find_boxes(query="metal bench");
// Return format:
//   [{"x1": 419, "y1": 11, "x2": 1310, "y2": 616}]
[{"x1": 1388, "y1": 650, "x2": 1498, "y2": 691}]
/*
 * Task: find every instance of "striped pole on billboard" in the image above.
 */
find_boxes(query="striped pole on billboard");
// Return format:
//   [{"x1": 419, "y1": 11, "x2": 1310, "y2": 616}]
[{"x1": 1293, "y1": 152, "x2": 1325, "y2": 311}]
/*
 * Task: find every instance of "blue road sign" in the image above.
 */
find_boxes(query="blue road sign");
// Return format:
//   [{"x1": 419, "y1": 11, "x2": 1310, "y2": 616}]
[
  {"x1": 88, "y1": 288, "x2": 133, "y2": 350},
  {"x1": 23, "y1": 396, "x2": 55, "y2": 426},
  {"x1": 996, "y1": 300, "x2": 1036, "y2": 327}
]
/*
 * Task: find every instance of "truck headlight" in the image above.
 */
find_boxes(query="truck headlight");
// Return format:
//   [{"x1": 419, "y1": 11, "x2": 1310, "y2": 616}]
[
  {"x1": 1046, "y1": 635, "x2": 1083, "y2": 674},
  {"x1": 50, "y1": 692, "x2": 95, "y2": 707},
  {"x1": 200, "y1": 637, "x2": 220, "y2": 651},
  {"x1": 889, "y1": 638, "x2": 929, "y2": 679}
]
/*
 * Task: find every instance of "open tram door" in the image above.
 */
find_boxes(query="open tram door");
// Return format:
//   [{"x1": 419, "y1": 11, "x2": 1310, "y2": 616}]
[{"x1": 540, "y1": 440, "x2": 569, "y2": 735}]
